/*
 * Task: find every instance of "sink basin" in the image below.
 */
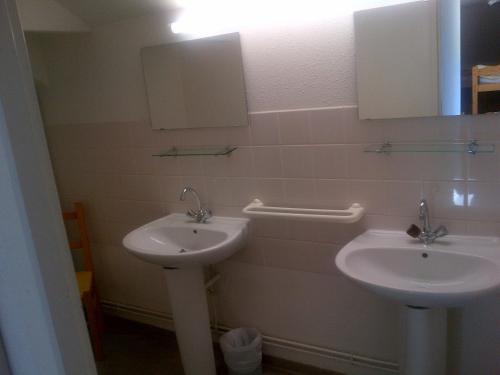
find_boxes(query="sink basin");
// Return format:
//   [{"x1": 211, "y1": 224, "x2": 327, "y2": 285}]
[
  {"x1": 335, "y1": 230, "x2": 500, "y2": 307},
  {"x1": 122, "y1": 213, "x2": 249, "y2": 375},
  {"x1": 123, "y1": 213, "x2": 249, "y2": 268}
]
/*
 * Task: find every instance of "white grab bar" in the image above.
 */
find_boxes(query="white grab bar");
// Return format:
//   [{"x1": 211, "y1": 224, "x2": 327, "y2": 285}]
[{"x1": 242, "y1": 199, "x2": 364, "y2": 223}]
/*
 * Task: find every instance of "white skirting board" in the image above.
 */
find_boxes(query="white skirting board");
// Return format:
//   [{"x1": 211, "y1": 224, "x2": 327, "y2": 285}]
[{"x1": 101, "y1": 300, "x2": 399, "y2": 375}]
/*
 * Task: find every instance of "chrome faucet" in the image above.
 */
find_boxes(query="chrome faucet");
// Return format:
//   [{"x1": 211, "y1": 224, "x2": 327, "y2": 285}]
[
  {"x1": 418, "y1": 199, "x2": 431, "y2": 234},
  {"x1": 407, "y1": 199, "x2": 448, "y2": 245},
  {"x1": 179, "y1": 186, "x2": 212, "y2": 223}
]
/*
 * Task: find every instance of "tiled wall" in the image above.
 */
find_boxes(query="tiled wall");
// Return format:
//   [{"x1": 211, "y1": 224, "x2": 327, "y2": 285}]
[{"x1": 45, "y1": 106, "x2": 500, "y2": 369}]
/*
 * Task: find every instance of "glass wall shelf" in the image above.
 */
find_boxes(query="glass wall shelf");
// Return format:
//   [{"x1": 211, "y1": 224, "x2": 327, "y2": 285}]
[
  {"x1": 364, "y1": 141, "x2": 495, "y2": 155},
  {"x1": 153, "y1": 146, "x2": 237, "y2": 157}
]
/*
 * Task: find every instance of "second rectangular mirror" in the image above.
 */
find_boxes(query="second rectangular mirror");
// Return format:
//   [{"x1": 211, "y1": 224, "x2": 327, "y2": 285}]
[{"x1": 355, "y1": 0, "x2": 500, "y2": 120}]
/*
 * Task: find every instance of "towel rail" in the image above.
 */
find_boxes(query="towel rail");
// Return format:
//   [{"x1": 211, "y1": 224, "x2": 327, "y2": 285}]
[{"x1": 242, "y1": 199, "x2": 364, "y2": 223}]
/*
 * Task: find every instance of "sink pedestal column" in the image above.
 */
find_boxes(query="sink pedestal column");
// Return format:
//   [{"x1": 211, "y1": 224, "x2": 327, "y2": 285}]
[
  {"x1": 164, "y1": 267, "x2": 216, "y2": 375},
  {"x1": 401, "y1": 306, "x2": 447, "y2": 375}
]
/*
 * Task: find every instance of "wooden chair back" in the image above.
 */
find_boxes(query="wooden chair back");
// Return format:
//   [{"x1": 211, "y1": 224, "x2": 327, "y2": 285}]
[{"x1": 62, "y1": 202, "x2": 94, "y2": 273}]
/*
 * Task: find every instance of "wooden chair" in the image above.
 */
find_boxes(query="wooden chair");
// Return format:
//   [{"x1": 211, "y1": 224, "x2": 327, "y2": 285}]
[
  {"x1": 472, "y1": 64, "x2": 500, "y2": 114},
  {"x1": 63, "y1": 202, "x2": 104, "y2": 360}
]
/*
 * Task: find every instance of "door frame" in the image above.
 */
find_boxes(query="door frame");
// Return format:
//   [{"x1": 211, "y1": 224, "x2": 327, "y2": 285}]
[{"x1": 0, "y1": 0, "x2": 97, "y2": 374}]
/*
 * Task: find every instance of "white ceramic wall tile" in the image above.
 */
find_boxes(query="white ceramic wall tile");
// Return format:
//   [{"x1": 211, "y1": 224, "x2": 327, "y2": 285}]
[
  {"x1": 314, "y1": 179, "x2": 351, "y2": 209},
  {"x1": 312, "y1": 145, "x2": 348, "y2": 179},
  {"x1": 424, "y1": 181, "x2": 467, "y2": 220},
  {"x1": 253, "y1": 178, "x2": 285, "y2": 205},
  {"x1": 430, "y1": 218, "x2": 467, "y2": 234},
  {"x1": 158, "y1": 156, "x2": 180, "y2": 176},
  {"x1": 227, "y1": 148, "x2": 254, "y2": 177},
  {"x1": 467, "y1": 146, "x2": 500, "y2": 182},
  {"x1": 361, "y1": 214, "x2": 414, "y2": 231},
  {"x1": 95, "y1": 220, "x2": 138, "y2": 247},
  {"x1": 202, "y1": 155, "x2": 230, "y2": 177},
  {"x1": 207, "y1": 177, "x2": 233, "y2": 206},
  {"x1": 107, "y1": 200, "x2": 165, "y2": 226},
  {"x1": 249, "y1": 112, "x2": 280, "y2": 145},
  {"x1": 278, "y1": 110, "x2": 310, "y2": 145},
  {"x1": 229, "y1": 178, "x2": 257, "y2": 205},
  {"x1": 47, "y1": 105, "x2": 500, "y2": 371},
  {"x1": 346, "y1": 144, "x2": 389, "y2": 180},
  {"x1": 197, "y1": 128, "x2": 231, "y2": 146},
  {"x1": 261, "y1": 237, "x2": 338, "y2": 275},
  {"x1": 382, "y1": 117, "x2": 440, "y2": 142},
  {"x1": 133, "y1": 148, "x2": 161, "y2": 175},
  {"x1": 128, "y1": 122, "x2": 157, "y2": 148},
  {"x1": 48, "y1": 144, "x2": 84, "y2": 174},
  {"x1": 309, "y1": 108, "x2": 345, "y2": 144},
  {"x1": 55, "y1": 172, "x2": 93, "y2": 199},
  {"x1": 348, "y1": 180, "x2": 388, "y2": 215},
  {"x1": 119, "y1": 174, "x2": 164, "y2": 202},
  {"x1": 418, "y1": 153, "x2": 466, "y2": 181},
  {"x1": 252, "y1": 218, "x2": 290, "y2": 239},
  {"x1": 228, "y1": 236, "x2": 265, "y2": 264},
  {"x1": 435, "y1": 116, "x2": 465, "y2": 141},
  {"x1": 252, "y1": 147, "x2": 282, "y2": 178},
  {"x1": 81, "y1": 148, "x2": 115, "y2": 174},
  {"x1": 385, "y1": 181, "x2": 423, "y2": 217},
  {"x1": 466, "y1": 182, "x2": 500, "y2": 222},
  {"x1": 385, "y1": 153, "x2": 421, "y2": 181},
  {"x1": 466, "y1": 114, "x2": 500, "y2": 141},
  {"x1": 283, "y1": 179, "x2": 316, "y2": 206},
  {"x1": 224, "y1": 126, "x2": 252, "y2": 146},
  {"x1": 343, "y1": 108, "x2": 386, "y2": 144},
  {"x1": 176, "y1": 129, "x2": 205, "y2": 147},
  {"x1": 161, "y1": 176, "x2": 183, "y2": 203},
  {"x1": 281, "y1": 146, "x2": 314, "y2": 178},
  {"x1": 91, "y1": 174, "x2": 122, "y2": 198},
  {"x1": 177, "y1": 156, "x2": 204, "y2": 176},
  {"x1": 466, "y1": 220, "x2": 500, "y2": 236}
]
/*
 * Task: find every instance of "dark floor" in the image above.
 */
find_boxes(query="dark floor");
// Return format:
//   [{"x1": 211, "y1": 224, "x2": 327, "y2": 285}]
[{"x1": 96, "y1": 316, "x2": 339, "y2": 375}]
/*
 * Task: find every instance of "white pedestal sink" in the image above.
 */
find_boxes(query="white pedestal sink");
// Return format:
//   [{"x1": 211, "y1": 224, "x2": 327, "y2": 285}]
[
  {"x1": 123, "y1": 214, "x2": 249, "y2": 375},
  {"x1": 335, "y1": 230, "x2": 500, "y2": 375}
]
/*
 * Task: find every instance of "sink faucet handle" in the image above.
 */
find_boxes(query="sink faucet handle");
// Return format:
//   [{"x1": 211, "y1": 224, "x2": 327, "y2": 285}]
[
  {"x1": 186, "y1": 208, "x2": 197, "y2": 218},
  {"x1": 406, "y1": 224, "x2": 422, "y2": 239},
  {"x1": 432, "y1": 224, "x2": 448, "y2": 238}
]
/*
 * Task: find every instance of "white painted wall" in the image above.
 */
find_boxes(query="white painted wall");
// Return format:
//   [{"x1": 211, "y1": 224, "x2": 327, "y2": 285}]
[
  {"x1": 35, "y1": 11, "x2": 356, "y2": 125},
  {"x1": 16, "y1": 0, "x2": 89, "y2": 32},
  {"x1": 0, "y1": 0, "x2": 96, "y2": 374}
]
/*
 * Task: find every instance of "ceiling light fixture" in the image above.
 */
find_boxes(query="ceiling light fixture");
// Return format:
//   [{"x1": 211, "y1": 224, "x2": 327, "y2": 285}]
[{"x1": 170, "y1": 0, "x2": 428, "y2": 35}]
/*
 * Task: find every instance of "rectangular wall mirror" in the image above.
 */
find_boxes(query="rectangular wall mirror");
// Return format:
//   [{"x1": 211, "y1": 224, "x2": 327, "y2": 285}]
[
  {"x1": 355, "y1": 0, "x2": 500, "y2": 120},
  {"x1": 141, "y1": 32, "x2": 249, "y2": 130}
]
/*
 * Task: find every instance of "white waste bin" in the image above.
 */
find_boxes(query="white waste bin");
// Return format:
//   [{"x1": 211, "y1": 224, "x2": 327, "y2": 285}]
[{"x1": 220, "y1": 328, "x2": 262, "y2": 375}]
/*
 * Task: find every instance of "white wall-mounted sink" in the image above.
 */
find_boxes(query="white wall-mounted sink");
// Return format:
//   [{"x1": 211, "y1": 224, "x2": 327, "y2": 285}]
[
  {"x1": 335, "y1": 230, "x2": 500, "y2": 307},
  {"x1": 122, "y1": 213, "x2": 248, "y2": 375},
  {"x1": 123, "y1": 213, "x2": 249, "y2": 268},
  {"x1": 335, "y1": 230, "x2": 500, "y2": 375}
]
